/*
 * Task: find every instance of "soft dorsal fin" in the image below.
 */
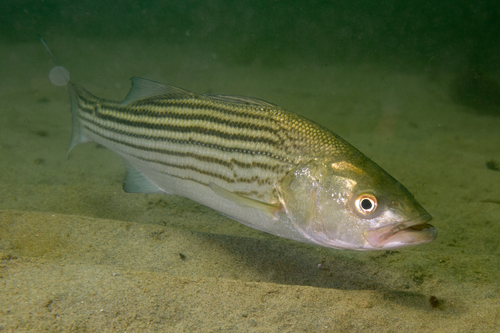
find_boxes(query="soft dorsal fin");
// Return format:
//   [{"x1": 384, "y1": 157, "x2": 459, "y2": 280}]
[
  {"x1": 121, "y1": 77, "x2": 192, "y2": 105},
  {"x1": 209, "y1": 182, "x2": 282, "y2": 218},
  {"x1": 207, "y1": 94, "x2": 278, "y2": 108}
]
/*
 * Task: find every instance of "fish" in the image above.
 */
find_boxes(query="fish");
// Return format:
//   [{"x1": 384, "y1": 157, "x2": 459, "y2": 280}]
[{"x1": 39, "y1": 36, "x2": 436, "y2": 250}]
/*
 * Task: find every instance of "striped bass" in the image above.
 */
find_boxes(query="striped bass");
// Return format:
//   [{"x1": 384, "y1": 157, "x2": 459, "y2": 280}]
[{"x1": 40, "y1": 37, "x2": 436, "y2": 250}]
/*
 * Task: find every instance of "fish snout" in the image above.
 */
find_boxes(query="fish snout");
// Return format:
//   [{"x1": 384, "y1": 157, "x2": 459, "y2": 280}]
[{"x1": 364, "y1": 213, "x2": 436, "y2": 249}]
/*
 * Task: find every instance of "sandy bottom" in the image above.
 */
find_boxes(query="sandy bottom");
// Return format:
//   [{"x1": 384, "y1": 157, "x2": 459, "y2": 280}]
[{"x1": 0, "y1": 38, "x2": 499, "y2": 332}]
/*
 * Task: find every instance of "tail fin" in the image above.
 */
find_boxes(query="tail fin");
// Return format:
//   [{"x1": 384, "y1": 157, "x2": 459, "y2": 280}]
[
  {"x1": 38, "y1": 35, "x2": 70, "y2": 86},
  {"x1": 67, "y1": 86, "x2": 90, "y2": 154}
]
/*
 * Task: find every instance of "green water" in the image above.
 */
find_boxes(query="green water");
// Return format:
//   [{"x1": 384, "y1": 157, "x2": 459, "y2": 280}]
[{"x1": 0, "y1": 1, "x2": 499, "y2": 331}]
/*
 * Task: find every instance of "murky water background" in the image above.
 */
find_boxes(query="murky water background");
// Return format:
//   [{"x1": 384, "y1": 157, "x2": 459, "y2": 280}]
[{"x1": 1, "y1": 1, "x2": 499, "y2": 331}]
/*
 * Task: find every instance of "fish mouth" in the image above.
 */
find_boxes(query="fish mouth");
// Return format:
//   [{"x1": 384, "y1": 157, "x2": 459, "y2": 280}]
[{"x1": 364, "y1": 213, "x2": 436, "y2": 249}]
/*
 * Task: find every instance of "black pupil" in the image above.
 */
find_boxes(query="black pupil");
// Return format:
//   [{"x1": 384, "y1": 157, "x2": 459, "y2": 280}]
[{"x1": 361, "y1": 198, "x2": 373, "y2": 210}]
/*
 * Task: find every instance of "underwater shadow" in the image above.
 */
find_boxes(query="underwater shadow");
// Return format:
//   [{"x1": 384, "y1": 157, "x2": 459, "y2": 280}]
[{"x1": 195, "y1": 231, "x2": 438, "y2": 310}]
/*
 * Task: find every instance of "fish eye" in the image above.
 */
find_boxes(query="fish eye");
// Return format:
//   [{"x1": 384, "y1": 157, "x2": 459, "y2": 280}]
[{"x1": 355, "y1": 194, "x2": 378, "y2": 215}]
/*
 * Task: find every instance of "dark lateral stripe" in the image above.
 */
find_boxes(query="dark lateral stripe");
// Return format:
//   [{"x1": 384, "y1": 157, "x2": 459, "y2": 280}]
[
  {"x1": 159, "y1": 171, "x2": 265, "y2": 198},
  {"x1": 80, "y1": 115, "x2": 291, "y2": 162},
  {"x1": 76, "y1": 101, "x2": 288, "y2": 148},
  {"x1": 131, "y1": 97, "x2": 273, "y2": 121},
  {"x1": 128, "y1": 152, "x2": 273, "y2": 185},
  {"x1": 77, "y1": 97, "x2": 281, "y2": 137},
  {"x1": 83, "y1": 122, "x2": 287, "y2": 172},
  {"x1": 98, "y1": 106, "x2": 280, "y2": 135},
  {"x1": 82, "y1": 122, "x2": 288, "y2": 172},
  {"x1": 97, "y1": 116, "x2": 283, "y2": 148},
  {"x1": 77, "y1": 93, "x2": 278, "y2": 127}
]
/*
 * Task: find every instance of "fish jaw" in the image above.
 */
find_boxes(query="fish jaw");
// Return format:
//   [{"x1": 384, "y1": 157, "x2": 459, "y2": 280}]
[{"x1": 363, "y1": 213, "x2": 436, "y2": 249}]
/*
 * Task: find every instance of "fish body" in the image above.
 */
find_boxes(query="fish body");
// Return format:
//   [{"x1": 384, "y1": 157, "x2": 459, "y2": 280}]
[{"x1": 42, "y1": 38, "x2": 436, "y2": 250}]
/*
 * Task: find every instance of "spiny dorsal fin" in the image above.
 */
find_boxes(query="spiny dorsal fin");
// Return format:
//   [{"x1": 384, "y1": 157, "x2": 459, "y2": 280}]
[
  {"x1": 121, "y1": 77, "x2": 192, "y2": 105},
  {"x1": 122, "y1": 77, "x2": 278, "y2": 109},
  {"x1": 207, "y1": 94, "x2": 278, "y2": 108},
  {"x1": 209, "y1": 182, "x2": 282, "y2": 218}
]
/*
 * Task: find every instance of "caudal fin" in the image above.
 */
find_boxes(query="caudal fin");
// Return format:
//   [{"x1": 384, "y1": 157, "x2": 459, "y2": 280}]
[{"x1": 67, "y1": 86, "x2": 90, "y2": 154}]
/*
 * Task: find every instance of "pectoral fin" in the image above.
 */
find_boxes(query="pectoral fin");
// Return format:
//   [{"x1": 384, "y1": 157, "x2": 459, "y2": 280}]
[{"x1": 209, "y1": 183, "x2": 282, "y2": 218}]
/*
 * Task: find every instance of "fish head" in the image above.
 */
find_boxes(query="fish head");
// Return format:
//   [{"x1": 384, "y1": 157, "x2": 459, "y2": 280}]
[{"x1": 279, "y1": 158, "x2": 436, "y2": 250}]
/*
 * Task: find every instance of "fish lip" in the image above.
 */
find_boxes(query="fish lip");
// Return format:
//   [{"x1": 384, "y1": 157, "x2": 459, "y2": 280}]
[{"x1": 364, "y1": 213, "x2": 436, "y2": 248}]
